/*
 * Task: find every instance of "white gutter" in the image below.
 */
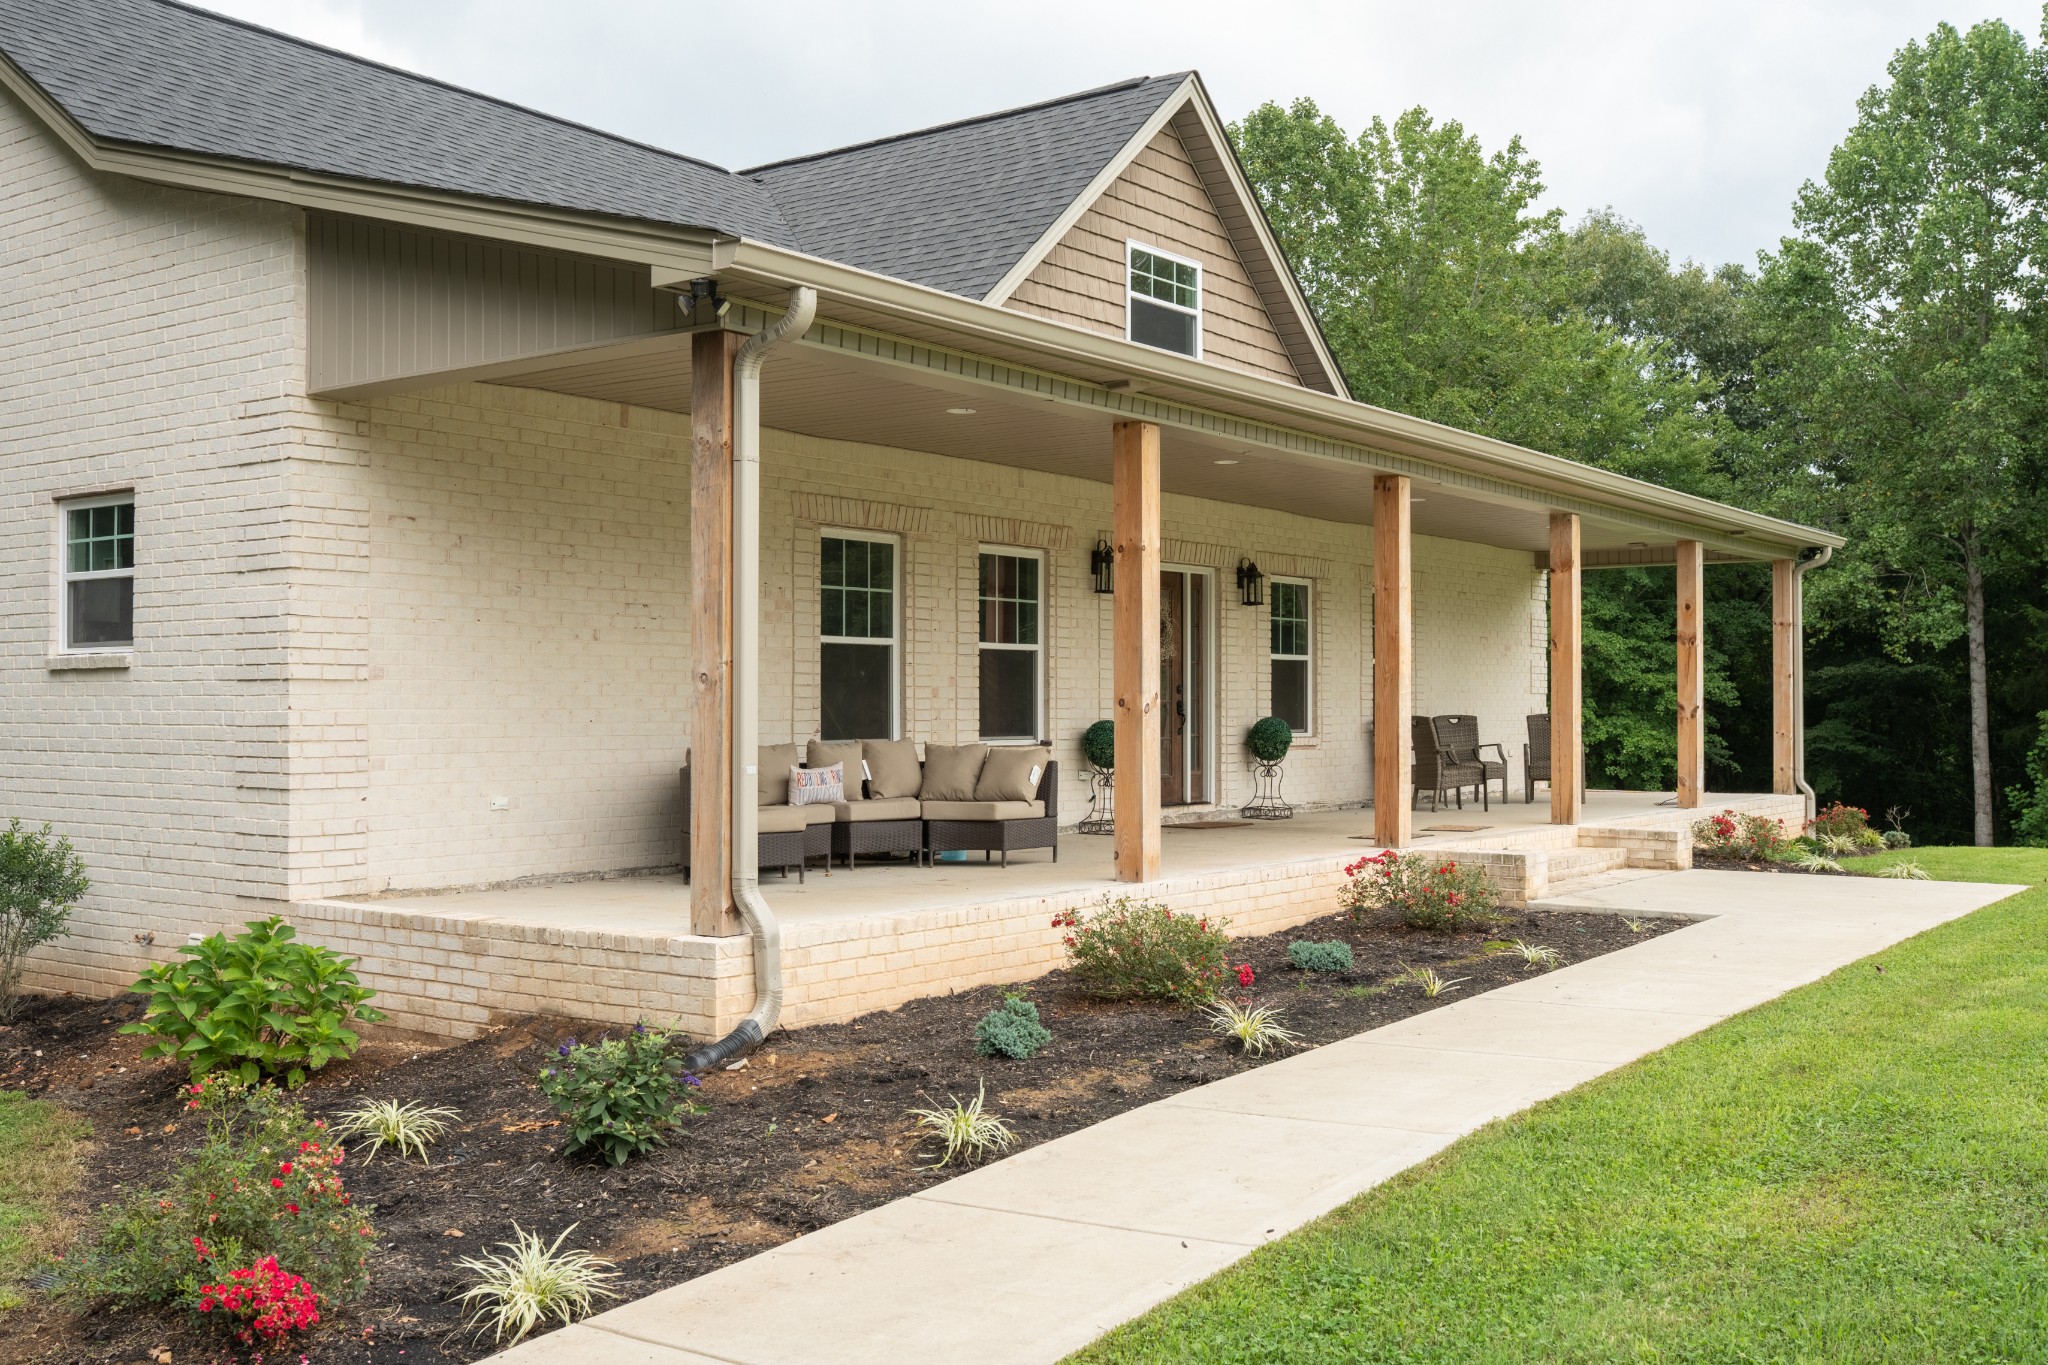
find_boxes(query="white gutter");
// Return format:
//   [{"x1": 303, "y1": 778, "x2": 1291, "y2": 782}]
[{"x1": 1792, "y1": 545, "x2": 1835, "y2": 817}]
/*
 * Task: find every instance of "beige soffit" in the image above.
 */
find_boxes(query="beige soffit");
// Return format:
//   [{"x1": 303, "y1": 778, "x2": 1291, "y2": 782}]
[{"x1": 979, "y1": 73, "x2": 1344, "y2": 396}]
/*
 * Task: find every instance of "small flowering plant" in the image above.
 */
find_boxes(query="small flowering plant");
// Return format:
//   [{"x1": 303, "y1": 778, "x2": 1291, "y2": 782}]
[
  {"x1": 1692, "y1": 809, "x2": 1794, "y2": 862},
  {"x1": 1340, "y1": 851, "x2": 1501, "y2": 932},
  {"x1": 1807, "y1": 801, "x2": 1871, "y2": 839},
  {"x1": 537, "y1": 1023, "x2": 704, "y2": 1167},
  {"x1": 195, "y1": 1254, "x2": 321, "y2": 1347},
  {"x1": 1053, "y1": 896, "x2": 1233, "y2": 1006}
]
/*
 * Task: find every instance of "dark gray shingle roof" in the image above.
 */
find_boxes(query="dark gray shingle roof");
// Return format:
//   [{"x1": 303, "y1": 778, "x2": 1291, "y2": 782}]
[{"x1": 743, "y1": 75, "x2": 1187, "y2": 299}]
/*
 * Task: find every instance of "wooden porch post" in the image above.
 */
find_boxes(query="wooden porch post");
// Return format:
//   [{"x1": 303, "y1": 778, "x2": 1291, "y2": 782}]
[
  {"x1": 1549, "y1": 512, "x2": 1583, "y2": 825},
  {"x1": 1771, "y1": 557, "x2": 1798, "y2": 795},
  {"x1": 1675, "y1": 538, "x2": 1705, "y2": 808},
  {"x1": 1372, "y1": 474, "x2": 1412, "y2": 848},
  {"x1": 690, "y1": 330, "x2": 744, "y2": 936},
  {"x1": 1112, "y1": 420, "x2": 1161, "y2": 882}
]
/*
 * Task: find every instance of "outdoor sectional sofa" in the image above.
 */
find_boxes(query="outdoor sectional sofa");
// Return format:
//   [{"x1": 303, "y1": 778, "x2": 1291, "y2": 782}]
[{"x1": 679, "y1": 739, "x2": 1058, "y2": 881}]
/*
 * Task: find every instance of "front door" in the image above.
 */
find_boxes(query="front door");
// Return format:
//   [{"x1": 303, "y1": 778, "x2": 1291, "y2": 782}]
[{"x1": 1159, "y1": 568, "x2": 1210, "y2": 806}]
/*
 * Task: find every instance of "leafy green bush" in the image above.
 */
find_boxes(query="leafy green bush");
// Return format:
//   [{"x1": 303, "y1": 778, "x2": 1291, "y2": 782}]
[
  {"x1": 1341, "y1": 852, "x2": 1501, "y2": 932},
  {"x1": 537, "y1": 1025, "x2": 703, "y2": 1167},
  {"x1": 1691, "y1": 810, "x2": 1795, "y2": 862},
  {"x1": 1883, "y1": 829, "x2": 1913, "y2": 850},
  {"x1": 2005, "y1": 712, "x2": 2048, "y2": 846},
  {"x1": 1246, "y1": 716, "x2": 1294, "y2": 763},
  {"x1": 1286, "y1": 940, "x2": 1354, "y2": 973},
  {"x1": 0, "y1": 819, "x2": 89, "y2": 1022},
  {"x1": 1052, "y1": 897, "x2": 1231, "y2": 1006},
  {"x1": 974, "y1": 994, "x2": 1052, "y2": 1059},
  {"x1": 1081, "y1": 720, "x2": 1116, "y2": 771},
  {"x1": 122, "y1": 918, "x2": 383, "y2": 1087},
  {"x1": 61, "y1": 1077, "x2": 374, "y2": 1312}
]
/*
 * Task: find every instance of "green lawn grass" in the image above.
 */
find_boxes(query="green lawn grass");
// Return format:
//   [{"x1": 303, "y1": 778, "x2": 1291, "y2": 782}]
[
  {"x1": 1074, "y1": 850, "x2": 2048, "y2": 1363},
  {"x1": 0, "y1": 1092, "x2": 86, "y2": 1312},
  {"x1": 1854, "y1": 844, "x2": 2048, "y2": 886}
]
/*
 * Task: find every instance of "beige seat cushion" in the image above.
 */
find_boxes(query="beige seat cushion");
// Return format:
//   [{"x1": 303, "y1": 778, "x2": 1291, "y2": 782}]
[
  {"x1": 757, "y1": 804, "x2": 809, "y2": 833},
  {"x1": 863, "y1": 738, "x2": 923, "y2": 799},
  {"x1": 801, "y1": 802, "x2": 836, "y2": 826},
  {"x1": 975, "y1": 745, "x2": 1050, "y2": 802},
  {"x1": 758, "y1": 743, "x2": 800, "y2": 805},
  {"x1": 807, "y1": 740, "x2": 866, "y2": 798},
  {"x1": 920, "y1": 799, "x2": 1045, "y2": 821},
  {"x1": 832, "y1": 797, "x2": 922, "y2": 823},
  {"x1": 920, "y1": 742, "x2": 989, "y2": 801}
]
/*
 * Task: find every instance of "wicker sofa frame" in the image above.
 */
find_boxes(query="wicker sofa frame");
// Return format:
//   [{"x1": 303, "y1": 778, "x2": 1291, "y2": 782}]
[
  {"x1": 924, "y1": 760, "x2": 1060, "y2": 867},
  {"x1": 677, "y1": 764, "x2": 829, "y2": 883}
]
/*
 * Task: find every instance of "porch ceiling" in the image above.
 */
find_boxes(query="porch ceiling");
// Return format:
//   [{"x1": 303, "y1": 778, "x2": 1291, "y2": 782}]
[{"x1": 495, "y1": 331, "x2": 1704, "y2": 559}]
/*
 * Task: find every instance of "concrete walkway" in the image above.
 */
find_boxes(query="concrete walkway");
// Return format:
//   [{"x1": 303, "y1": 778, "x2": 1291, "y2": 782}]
[{"x1": 488, "y1": 870, "x2": 2023, "y2": 1365}]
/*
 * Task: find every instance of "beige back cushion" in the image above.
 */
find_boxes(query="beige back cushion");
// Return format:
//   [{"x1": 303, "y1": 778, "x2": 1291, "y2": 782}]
[
  {"x1": 976, "y1": 745, "x2": 1050, "y2": 803},
  {"x1": 863, "y1": 738, "x2": 923, "y2": 799},
  {"x1": 807, "y1": 740, "x2": 866, "y2": 799},
  {"x1": 920, "y1": 742, "x2": 990, "y2": 802},
  {"x1": 758, "y1": 743, "x2": 801, "y2": 805}
]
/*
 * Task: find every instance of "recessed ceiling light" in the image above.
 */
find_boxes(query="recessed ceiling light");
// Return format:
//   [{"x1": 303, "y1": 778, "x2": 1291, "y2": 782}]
[
  {"x1": 1213, "y1": 458, "x2": 1240, "y2": 466},
  {"x1": 946, "y1": 407, "x2": 976, "y2": 415}
]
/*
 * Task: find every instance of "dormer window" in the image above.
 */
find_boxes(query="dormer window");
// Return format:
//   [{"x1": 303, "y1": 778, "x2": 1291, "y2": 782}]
[{"x1": 1127, "y1": 242, "x2": 1202, "y2": 358}]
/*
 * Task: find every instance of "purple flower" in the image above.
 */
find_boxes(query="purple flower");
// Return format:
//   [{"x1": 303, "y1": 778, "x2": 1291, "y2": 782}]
[
  {"x1": 558, "y1": 1039, "x2": 576, "y2": 1057},
  {"x1": 632, "y1": 1022, "x2": 646, "y2": 1036},
  {"x1": 683, "y1": 1074, "x2": 702, "y2": 1088}
]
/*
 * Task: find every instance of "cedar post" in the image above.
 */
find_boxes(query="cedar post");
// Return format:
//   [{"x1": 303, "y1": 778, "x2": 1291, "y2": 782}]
[
  {"x1": 1771, "y1": 558, "x2": 1798, "y2": 795},
  {"x1": 1111, "y1": 420, "x2": 1162, "y2": 882},
  {"x1": 1675, "y1": 538, "x2": 1705, "y2": 808},
  {"x1": 1372, "y1": 474, "x2": 1413, "y2": 848},
  {"x1": 1549, "y1": 512, "x2": 1583, "y2": 825},
  {"x1": 690, "y1": 330, "x2": 744, "y2": 936}
]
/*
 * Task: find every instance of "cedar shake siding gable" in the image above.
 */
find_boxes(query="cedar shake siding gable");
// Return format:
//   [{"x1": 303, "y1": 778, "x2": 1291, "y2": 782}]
[{"x1": 1005, "y1": 124, "x2": 1302, "y2": 386}]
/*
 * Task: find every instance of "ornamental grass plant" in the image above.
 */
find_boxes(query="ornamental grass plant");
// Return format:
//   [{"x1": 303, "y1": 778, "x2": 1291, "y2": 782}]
[
  {"x1": 1053, "y1": 896, "x2": 1232, "y2": 1006},
  {"x1": 455, "y1": 1224, "x2": 621, "y2": 1346}
]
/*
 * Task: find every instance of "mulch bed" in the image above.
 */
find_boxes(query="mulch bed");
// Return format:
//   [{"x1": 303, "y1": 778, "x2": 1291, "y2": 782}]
[
  {"x1": 2, "y1": 904, "x2": 1681, "y2": 1365},
  {"x1": 1692, "y1": 852, "x2": 1884, "y2": 875}
]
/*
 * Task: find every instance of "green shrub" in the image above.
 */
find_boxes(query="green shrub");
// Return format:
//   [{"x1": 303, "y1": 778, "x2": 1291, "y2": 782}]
[
  {"x1": 537, "y1": 1025, "x2": 702, "y2": 1167},
  {"x1": 1883, "y1": 829, "x2": 1913, "y2": 850},
  {"x1": 122, "y1": 918, "x2": 383, "y2": 1087},
  {"x1": 1081, "y1": 720, "x2": 1116, "y2": 771},
  {"x1": 1808, "y1": 802, "x2": 1873, "y2": 840},
  {"x1": 1691, "y1": 809, "x2": 1795, "y2": 862},
  {"x1": 1286, "y1": 940, "x2": 1354, "y2": 973},
  {"x1": 61, "y1": 1078, "x2": 374, "y2": 1313},
  {"x1": 974, "y1": 994, "x2": 1052, "y2": 1059},
  {"x1": 1247, "y1": 716, "x2": 1294, "y2": 763},
  {"x1": 0, "y1": 819, "x2": 89, "y2": 1022},
  {"x1": 1341, "y1": 852, "x2": 1501, "y2": 932},
  {"x1": 1053, "y1": 897, "x2": 1231, "y2": 1006}
]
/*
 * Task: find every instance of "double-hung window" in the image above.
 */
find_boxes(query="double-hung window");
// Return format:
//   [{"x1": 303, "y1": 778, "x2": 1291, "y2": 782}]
[
  {"x1": 819, "y1": 531, "x2": 898, "y2": 741},
  {"x1": 978, "y1": 548, "x2": 1043, "y2": 742},
  {"x1": 1269, "y1": 577, "x2": 1312, "y2": 735},
  {"x1": 1126, "y1": 242, "x2": 1202, "y2": 358},
  {"x1": 61, "y1": 495, "x2": 135, "y2": 650}
]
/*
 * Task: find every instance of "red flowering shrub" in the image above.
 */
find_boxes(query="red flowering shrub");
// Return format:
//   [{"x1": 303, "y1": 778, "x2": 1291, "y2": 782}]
[
  {"x1": 1692, "y1": 809, "x2": 1794, "y2": 861},
  {"x1": 1053, "y1": 896, "x2": 1231, "y2": 1006},
  {"x1": 1340, "y1": 851, "x2": 1501, "y2": 932},
  {"x1": 1807, "y1": 802, "x2": 1871, "y2": 839},
  {"x1": 196, "y1": 1254, "x2": 321, "y2": 1347}
]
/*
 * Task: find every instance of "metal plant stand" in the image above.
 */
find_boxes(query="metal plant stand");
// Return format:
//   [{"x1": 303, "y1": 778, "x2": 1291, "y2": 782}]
[
  {"x1": 1240, "y1": 758, "x2": 1295, "y2": 820},
  {"x1": 1078, "y1": 767, "x2": 1116, "y2": 834}
]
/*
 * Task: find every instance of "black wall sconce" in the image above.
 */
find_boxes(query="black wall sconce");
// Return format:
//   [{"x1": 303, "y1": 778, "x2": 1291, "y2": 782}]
[
  {"x1": 1090, "y1": 539, "x2": 1116, "y2": 594},
  {"x1": 1236, "y1": 557, "x2": 1265, "y2": 607}
]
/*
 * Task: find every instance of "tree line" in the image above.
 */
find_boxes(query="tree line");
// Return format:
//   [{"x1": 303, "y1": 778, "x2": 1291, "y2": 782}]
[{"x1": 1233, "y1": 12, "x2": 2048, "y2": 845}]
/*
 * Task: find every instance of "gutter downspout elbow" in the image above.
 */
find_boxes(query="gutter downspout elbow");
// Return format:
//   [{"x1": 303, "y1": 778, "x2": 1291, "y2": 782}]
[
  {"x1": 1791, "y1": 545, "x2": 1834, "y2": 818},
  {"x1": 682, "y1": 287, "x2": 818, "y2": 1075}
]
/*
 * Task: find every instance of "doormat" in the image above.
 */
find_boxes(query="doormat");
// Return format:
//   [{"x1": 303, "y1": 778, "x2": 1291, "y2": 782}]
[
  {"x1": 1422, "y1": 824, "x2": 1492, "y2": 832},
  {"x1": 1169, "y1": 819, "x2": 1255, "y2": 830}
]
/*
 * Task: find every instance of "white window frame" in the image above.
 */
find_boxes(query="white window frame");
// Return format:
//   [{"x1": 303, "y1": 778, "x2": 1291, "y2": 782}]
[
  {"x1": 1125, "y1": 239, "x2": 1204, "y2": 360},
  {"x1": 1269, "y1": 576, "x2": 1313, "y2": 737},
  {"x1": 818, "y1": 528, "x2": 901, "y2": 741},
  {"x1": 977, "y1": 544, "x2": 1046, "y2": 744},
  {"x1": 57, "y1": 491, "x2": 136, "y2": 653}
]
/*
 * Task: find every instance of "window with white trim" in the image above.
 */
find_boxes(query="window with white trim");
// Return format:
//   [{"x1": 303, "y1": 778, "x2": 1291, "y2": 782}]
[
  {"x1": 61, "y1": 495, "x2": 135, "y2": 650},
  {"x1": 819, "y1": 531, "x2": 898, "y2": 740},
  {"x1": 978, "y1": 548, "x2": 1043, "y2": 742},
  {"x1": 1126, "y1": 241, "x2": 1202, "y2": 358},
  {"x1": 1269, "y1": 577, "x2": 1312, "y2": 735}
]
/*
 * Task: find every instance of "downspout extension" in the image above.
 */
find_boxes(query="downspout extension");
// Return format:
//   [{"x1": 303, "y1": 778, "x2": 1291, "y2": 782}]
[
  {"x1": 681, "y1": 286, "x2": 819, "y2": 1076},
  {"x1": 1791, "y1": 545, "x2": 1834, "y2": 818}
]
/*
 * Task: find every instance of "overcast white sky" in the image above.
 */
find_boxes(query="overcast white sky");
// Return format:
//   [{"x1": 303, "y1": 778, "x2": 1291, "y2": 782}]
[{"x1": 196, "y1": 0, "x2": 2041, "y2": 270}]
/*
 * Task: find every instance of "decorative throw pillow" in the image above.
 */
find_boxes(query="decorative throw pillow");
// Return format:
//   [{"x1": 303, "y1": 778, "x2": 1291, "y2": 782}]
[
  {"x1": 920, "y1": 743, "x2": 989, "y2": 802},
  {"x1": 863, "y1": 738, "x2": 923, "y2": 799},
  {"x1": 976, "y1": 746, "x2": 1050, "y2": 802},
  {"x1": 758, "y1": 743, "x2": 801, "y2": 805},
  {"x1": 788, "y1": 763, "x2": 844, "y2": 807},
  {"x1": 806, "y1": 740, "x2": 865, "y2": 799}
]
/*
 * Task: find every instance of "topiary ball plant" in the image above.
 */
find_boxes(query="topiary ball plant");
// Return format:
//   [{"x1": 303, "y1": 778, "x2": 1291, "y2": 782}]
[
  {"x1": 1247, "y1": 716, "x2": 1293, "y2": 764},
  {"x1": 974, "y1": 994, "x2": 1052, "y2": 1060},
  {"x1": 1081, "y1": 720, "x2": 1116, "y2": 771}
]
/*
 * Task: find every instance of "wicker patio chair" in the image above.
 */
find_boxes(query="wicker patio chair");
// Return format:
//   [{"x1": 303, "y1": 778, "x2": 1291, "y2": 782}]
[
  {"x1": 1436, "y1": 714, "x2": 1508, "y2": 806},
  {"x1": 1412, "y1": 715, "x2": 1485, "y2": 812},
  {"x1": 924, "y1": 760, "x2": 1059, "y2": 867},
  {"x1": 1524, "y1": 713, "x2": 1550, "y2": 803},
  {"x1": 678, "y1": 763, "x2": 830, "y2": 883},
  {"x1": 831, "y1": 792, "x2": 926, "y2": 869}
]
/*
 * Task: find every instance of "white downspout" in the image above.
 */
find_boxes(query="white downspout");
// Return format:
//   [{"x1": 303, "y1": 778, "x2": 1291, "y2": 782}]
[{"x1": 1792, "y1": 544, "x2": 1833, "y2": 818}]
